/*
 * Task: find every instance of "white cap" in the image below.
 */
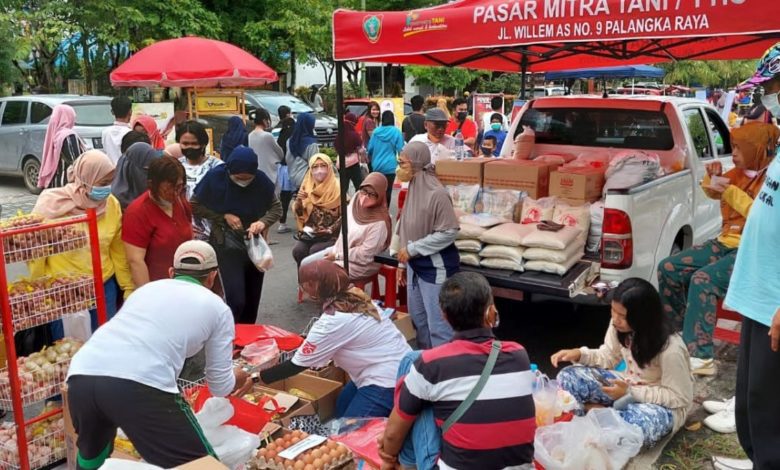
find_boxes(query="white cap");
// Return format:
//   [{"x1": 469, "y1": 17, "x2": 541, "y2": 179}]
[{"x1": 173, "y1": 240, "x2": 218, "y2": 271}]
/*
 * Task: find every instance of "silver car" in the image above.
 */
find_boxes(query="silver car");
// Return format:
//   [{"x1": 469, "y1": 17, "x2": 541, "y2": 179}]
[{"x1": 0, "y1": 95, "x2": 114, "y2": 194}]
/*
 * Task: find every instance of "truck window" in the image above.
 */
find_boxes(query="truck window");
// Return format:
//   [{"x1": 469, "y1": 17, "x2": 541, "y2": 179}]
[
  {"x1": 683, "y1": 108, "x2": 712, "y2": 159},
  {"x1": 704, "y1": 108, "x2": 732, "y2": 156},
  {"x1": 517, "y1": 107, "x2": 674, "y2": 150}
]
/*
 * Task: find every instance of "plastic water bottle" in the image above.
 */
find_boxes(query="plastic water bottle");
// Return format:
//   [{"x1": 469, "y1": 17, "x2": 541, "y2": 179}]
[{"x1": 454, "y1": 130, "x2": 465, "y2": 160}]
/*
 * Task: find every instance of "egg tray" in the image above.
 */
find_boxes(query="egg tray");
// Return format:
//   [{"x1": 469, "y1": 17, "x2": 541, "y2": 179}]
[{"x1": 249, "y1": 440, "x2": 355, "y2": 470}]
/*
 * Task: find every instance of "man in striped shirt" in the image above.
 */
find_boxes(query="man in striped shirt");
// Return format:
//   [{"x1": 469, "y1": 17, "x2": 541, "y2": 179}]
[{"x1": 379, "y1": 272, "x2": 536, "y2": 470}]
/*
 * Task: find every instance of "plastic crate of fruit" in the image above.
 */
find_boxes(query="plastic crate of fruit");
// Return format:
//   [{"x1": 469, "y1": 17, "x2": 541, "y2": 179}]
[
  {"x1": 0, "y1": 404, "x2": 66, "y2": 470},
  {"x1": 1, "y1": 214, "x2": 89, "y2": 265}
]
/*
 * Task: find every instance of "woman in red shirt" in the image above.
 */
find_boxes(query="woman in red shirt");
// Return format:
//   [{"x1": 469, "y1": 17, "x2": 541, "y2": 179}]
[{"x1": 122, "y1": 156, "x2": 193, "y2": 286}]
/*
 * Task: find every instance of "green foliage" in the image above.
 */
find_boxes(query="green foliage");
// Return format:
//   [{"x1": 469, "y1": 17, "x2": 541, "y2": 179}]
[
  {"x1": 407, "y1": 65, "x2": 486, "y2": 94},
  {"x1": 659, "y1": 60, "x2": 758, "y2": 87}
]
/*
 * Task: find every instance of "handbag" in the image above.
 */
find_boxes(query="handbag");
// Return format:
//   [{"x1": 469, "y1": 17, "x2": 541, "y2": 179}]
[
  {"x1": 441, "y1": 340, "x2": 502, "y2": 434},
  {"x1": 222, "y1": 227, "x2": 247, "y2": 252}
]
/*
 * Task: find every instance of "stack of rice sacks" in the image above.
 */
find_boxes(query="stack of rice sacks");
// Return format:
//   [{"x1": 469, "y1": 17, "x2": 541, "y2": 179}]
[
  {"x1": 520, "y1": 197, "x2": 590, "y2": 275},
  {"x1": 455, "y1": 214, "x2": 503, "y2": 268}
]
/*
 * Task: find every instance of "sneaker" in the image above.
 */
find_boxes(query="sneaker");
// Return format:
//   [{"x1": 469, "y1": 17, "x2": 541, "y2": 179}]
[
  {"x1": 704, "y1": 406, "x2": 736, "y2": 434},
  {"x1": 690, "y1": 357, "x2": 717, "y2": 376},
  {"x1": 704, "y1": 396, "x2": 735, "y2": 414},
  {"x1": 277, "y1": 223, "x2": 291, "y2": 234},
  {"x1": 712, "y1": 456, "x2": 753, "y2": 470}
]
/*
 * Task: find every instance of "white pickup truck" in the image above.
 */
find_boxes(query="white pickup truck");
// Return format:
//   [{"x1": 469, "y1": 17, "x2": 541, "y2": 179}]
[{"x1": 479, "y1": 95, "x2": 731, "y2": 302}]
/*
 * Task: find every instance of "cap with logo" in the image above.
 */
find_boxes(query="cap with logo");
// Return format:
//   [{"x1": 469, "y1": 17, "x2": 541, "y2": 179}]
[
  {"x1": 738, "y1": 42, "x2": 780, "y2": 90},
  {"x1": 424, "y1": 108, "x2": 450, "y2": 122},
  {"x1": 173, "y1": 240, "x2": 218, "y2": 272}
]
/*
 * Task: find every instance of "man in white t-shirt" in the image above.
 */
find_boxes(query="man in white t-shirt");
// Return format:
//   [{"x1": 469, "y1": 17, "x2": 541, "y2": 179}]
[
  {"x1": 410, "y1": 108, "x2": 456, "y2": 163},
  {"x1": 66, "y1": 241, "x2": 253, "y2": 469},
  {"x1": 480, "y1": 95, "x2": 509, "y2": 131},
  {"x1": 101, "y1": 96, "x2": 132, "y2": 164}
]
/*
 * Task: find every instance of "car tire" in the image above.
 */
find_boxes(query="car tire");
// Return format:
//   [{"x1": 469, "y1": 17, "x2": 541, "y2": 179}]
[{"x1": 23, "y1": 158, "x2": 42, "y2": 195}]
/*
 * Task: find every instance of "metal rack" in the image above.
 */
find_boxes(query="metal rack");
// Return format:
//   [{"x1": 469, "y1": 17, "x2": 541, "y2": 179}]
[{"x1": 0, "y1": 209, "x2": 107, "y2": 470}]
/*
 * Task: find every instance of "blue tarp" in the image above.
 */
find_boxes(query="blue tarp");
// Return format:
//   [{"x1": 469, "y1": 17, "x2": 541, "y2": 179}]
[{"x1": 544, "y1": 65, "x2": 665, "y2": 81}]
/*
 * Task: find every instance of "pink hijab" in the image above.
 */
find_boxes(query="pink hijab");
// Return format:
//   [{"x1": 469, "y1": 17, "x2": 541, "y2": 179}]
[
  {"x1": 132, "y1": 115, "x2": 165, "y2": 150},
  {"x1": 38, "y1": 105, "x2": 84, "y2": 188},
  {"x1": 34, "y1": 150, "x2": 116, "y2": 219},
  {"x1": 164, "y1": 143, "x2": 183, "y2": 158}
]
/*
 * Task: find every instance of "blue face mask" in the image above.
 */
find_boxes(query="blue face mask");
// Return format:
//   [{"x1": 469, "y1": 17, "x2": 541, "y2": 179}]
[
  {"x1": 491, "y1": 123, "x2": 502, "y2": 132},
  {"x1": 88, "y1": 185, "x2": 112, "y2": 201}
]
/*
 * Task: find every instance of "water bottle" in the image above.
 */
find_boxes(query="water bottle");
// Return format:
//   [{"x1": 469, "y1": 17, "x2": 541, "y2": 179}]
[{"x1": 454, "y1": 130, "x2": 464, "y2": 160}]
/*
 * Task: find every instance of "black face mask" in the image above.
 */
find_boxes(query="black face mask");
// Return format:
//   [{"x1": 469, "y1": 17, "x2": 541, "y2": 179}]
[
  {"x1": 457, "y1": 111, "x2": 468, "y2": 122},
  {"x1": 182, "y1": 147, "x2": 204, "y2": 161}
]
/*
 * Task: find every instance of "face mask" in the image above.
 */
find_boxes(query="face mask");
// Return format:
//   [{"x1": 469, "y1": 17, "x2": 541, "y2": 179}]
[
  {"x1": 761, "y1": 92, "x2": 780, "y2": 117},
  {"x1": 481, "y1": 147, "x2": 493, "y2": 156},
  {"x1": 396, "y1": 166, "x2": 414, "y2": 182},
  {"x1": 744, "y1": 169, "x2": 759, "y2": 178},
  {"x1": 182, "y1": 147, "x2": 204, "y2": 161},
  {"x1": 230, "y1": 175, "x2": 254, "y2": 187},
  {"x1": 457, "y1": 111, "x2": 467, "y2": 122},
  {"x1": 88, "y1": 185, "x2": 112, "y2": 201},
  {"x1": 491, "y1": 123, "x2": 502, "y2": 132},
  {"x1": 312, "y1": 167, "x2": 329, "y2": 182}
]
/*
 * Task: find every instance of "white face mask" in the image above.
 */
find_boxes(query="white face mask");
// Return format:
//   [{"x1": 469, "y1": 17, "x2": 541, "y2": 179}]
[
  {"x1": 761, "y1": 92, "x2": 780, "y2": 117},
  {"x1": 744, "y1": 169, "x2": 759, "y2": 178},
  {"x1": 312, "y1": 167, "x2": 329, "y2": 182},
  {"x1": 230, "y1": 175, "x2": 254, "y2": 188}
]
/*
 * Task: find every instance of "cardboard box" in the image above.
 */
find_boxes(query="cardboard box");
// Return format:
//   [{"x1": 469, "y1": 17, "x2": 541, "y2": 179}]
[
  {"x1": 303, "y1": 364, "x2": 348, "y2": 384},
  {"x1": 483, "y1": 160, "x2": 561, "y2": 199},
  {"x1": 549, "y1": 169, "x2": 605, "y2": 202},
  {"x1": 247, "y1": 386, "x2": 314, "y2": 420},
  {"x1": 177, "y1": 456, "x2": 229, "y2": 470},
  {"x1": 434, "y1": 158, "x2": 491, "y2": 186},
  {"x1": 266, "y1": 374, "x2": 343, "y2": 421},
  {"x1": 392, "y1": 311, "x2": 416, "y2": 342}
]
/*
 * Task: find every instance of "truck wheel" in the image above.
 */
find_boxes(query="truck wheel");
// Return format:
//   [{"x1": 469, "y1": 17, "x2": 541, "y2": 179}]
[{"x1": 23, "y1": 158, "x2": 42, "y2": 195}]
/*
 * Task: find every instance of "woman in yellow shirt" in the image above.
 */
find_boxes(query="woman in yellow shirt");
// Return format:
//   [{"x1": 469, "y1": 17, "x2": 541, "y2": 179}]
[{"x1": 31, "y1": 150, "x2": 134, "y2": 337}]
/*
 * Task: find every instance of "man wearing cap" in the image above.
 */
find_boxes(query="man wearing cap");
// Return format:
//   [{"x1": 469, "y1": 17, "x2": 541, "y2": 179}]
[
  {"x1": 719, "y1": 43, "x2": 780, "y2": 470},
  {"x1": 410, "y1": 108, "x2": 456, "y2": 163},
  {"x1": 66, "y1": 240, "x2": 253, "y2": 469}
]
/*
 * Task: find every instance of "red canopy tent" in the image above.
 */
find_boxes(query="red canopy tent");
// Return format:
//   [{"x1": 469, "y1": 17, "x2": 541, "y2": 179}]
[{"x1": 329, "y1": 0, "x2": 780, "y2": 275}]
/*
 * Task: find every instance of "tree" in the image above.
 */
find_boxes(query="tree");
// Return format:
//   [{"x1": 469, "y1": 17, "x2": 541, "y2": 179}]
[
  {"x1": 406, "y1": 65, "x2": 486, "y2": 95},
  {"x1": 659, "y1": 60, "x2": 758, "y2": 88}
]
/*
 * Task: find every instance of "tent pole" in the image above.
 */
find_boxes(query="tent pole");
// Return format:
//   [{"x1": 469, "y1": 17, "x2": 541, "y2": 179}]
[
  {"x1": 520, "y1": 54, "x2": 529, "y2": 100},
  {"x1": 335, "y1": 61, "x2": 350, "y2": 276}
]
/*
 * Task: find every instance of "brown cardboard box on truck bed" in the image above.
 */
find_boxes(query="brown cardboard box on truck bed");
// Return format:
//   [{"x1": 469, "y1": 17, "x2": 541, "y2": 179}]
[
  {"x1": 434, "y1": 158, "x2": 492, "y2": 186},
  {"x1": 549, "y1": 168, "x2": 605, "y2": 203},
  {"x1": 483, "y1": 159, "x2": 561, "y2": 199}
]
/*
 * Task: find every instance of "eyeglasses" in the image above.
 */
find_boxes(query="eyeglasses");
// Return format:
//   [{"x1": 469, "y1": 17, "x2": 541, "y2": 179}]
[{"x1": 360, "y1": 188, "x2": 379, "y2": 199}]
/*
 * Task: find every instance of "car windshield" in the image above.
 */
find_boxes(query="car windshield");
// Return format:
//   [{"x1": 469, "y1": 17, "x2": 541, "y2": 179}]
[
  {"x1": 518, "y1": 106, "x2": 674, "y2": 150},
  {"x1": 250, "y1": 94, "x2": 314, "y2": 114},
  {"x1": 70, "y1": 102, "x2": 114, "y2": 126}
]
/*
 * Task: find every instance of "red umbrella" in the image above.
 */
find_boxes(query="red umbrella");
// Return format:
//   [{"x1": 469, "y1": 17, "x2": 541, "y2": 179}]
[{"x1": 110, "y1": 37, "x2": 278, "y2": 87}]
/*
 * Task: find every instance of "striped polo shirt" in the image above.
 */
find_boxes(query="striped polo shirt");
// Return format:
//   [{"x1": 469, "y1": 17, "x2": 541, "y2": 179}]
[{"x1": 396, "y1": 328, "x2": 536, "y2": 469}]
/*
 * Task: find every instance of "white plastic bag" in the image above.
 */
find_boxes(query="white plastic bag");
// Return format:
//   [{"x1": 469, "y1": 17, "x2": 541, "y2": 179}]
[
  {"x1": 62, "y1": 310, "x2": 91, "y2": 342},
  {"x1": 247, "y1": 235, "x2": 274, "y2": 272},
  {"x1": 534, "y1": 408, "x2": 643, "y2": 470},
  {"x1": 603, "y1": 150, "x2": 663, "y2": 194},
  {"x1": 240, "y1": 338, "x2": 280, "y2": 367},
  {"x1": 195, "y1": 397, "x2": 262, "y2": 470}
]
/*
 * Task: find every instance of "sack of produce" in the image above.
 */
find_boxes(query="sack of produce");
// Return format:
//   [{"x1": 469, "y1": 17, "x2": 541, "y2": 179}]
[
  {"x1": 522, "y1": 226, "x2": 583, "y2": 250},
  {"x1": 459, "y1": 213, "x2": 506, "y2": 228},
  {"x1": 454, "y1": 239, "x2": 483, "y2": 253},
  {"x1": 480, "y1": 223, "x2": 536, "y2": 247},
  {"x1": 524, "y1": 240, "x2": 585, "y2": 264},
  {"x1": 481, "y1": 257, "x2": 524, "y2": 272},
  {"x1": 457, "y1": 223, "x2": 486, "y2": 240},
  {"x1": 513, "y1": 126, "x2": 535, "y2": 160},
  {"x1": 587, "y1": 201, "x2": 605, "y2": 253},
  {"x1": 446, "y1": 184, "x2": 481, "y2": 214},
  {"x1": 478, "y1": 188, "x2": 525, "y2": 223},
  {"x1": 459, "y1": 252, "x2": 481, "y2": 267},
  {"x1": 479, "y1": 245, "x2": 525, "y2": 264},
  {"x1": 603, "y1": 150, "x2": 663, "y2": 193},
  {"x1": 521, "y1": 197, "x2": 556, "y2": 224},
  {"x1": 524, "y1": 250, "x2": 583, "y2": 276},
  {"x1": 553, "y1": 202, "x2": 591, "y2": 233}
]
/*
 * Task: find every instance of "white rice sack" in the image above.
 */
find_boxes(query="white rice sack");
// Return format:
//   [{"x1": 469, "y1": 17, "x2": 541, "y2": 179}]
[
  {"x1": 480, "y1": 223, "x2": 537, "y2": 247},
  {"x1": 481, "y1": 257, "x2": 524, "y2": 272},
  {"x1": 460, "y1": 252, "x2": 481, "y2": 267},
  {"x1": 458, "y1": 223, "x2": 487, "y2": 240},
  {"x1": 603, "y1": 150, "x2": 663, "y2": 193},
  {"x1": 524, "y1": 250, "x2": 583, "y2": 275},
  {"x1": 520, "y1": 197, "x2": 557, "y2": 224},
  {"x1": 479, "y1": 245, "x2": 525, "y2": 264},
  {"x1": 588, "y1": 201, "x2": 605, "y2": 253},
  {"x1": 447, "y1": 184, "x2": 481, "y2": 214},
  {"x1": 479, "y1": 188, "x2": 525, "y2": 222},
  {"x1": 455, "y1": 239, "x2": 483, "y2": 253},
  {"x1": 522, "y1": 226, "x2": 583, "y2": 250},
  {"x1": 460, "y1": 213, "x2": 506, "y2": 228},
  {"x1": 524, "y1": 239, "x2": 585, "y2": 263},
  {"x1": 553, "y1": 203, "x2": 591, "y2": 233}
]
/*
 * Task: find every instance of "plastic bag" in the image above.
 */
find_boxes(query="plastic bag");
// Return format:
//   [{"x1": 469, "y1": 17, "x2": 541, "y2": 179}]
[
  {"x1": 587, "y1": 201, "x2": 605, "y2": 253},
  {"x1": 195, "y1": 398, "x2": 262, "y2": 470},
  {"x1": 240, "y1": 338, "x2": 280, "y2": 367},
  {"x1": 327, "y1": 418, "x2": 387, "y2": 469},
  {"x1": 603, "y1": 150, "x2": 663, "y2": 194},
  {"x1": 446, "y1": 184, "x2": 481, "y2": 214},
  {"x1": 247, "y1": 235, "x2": 274, "y2": 272},
  {"x1": 534, "y1": 408, "x2": 643, "y2": 470},
  {"x1": 478, "y1": 188, "x2": 524, "y2": 222},
  {"x1": 62, "y1": 310, "x2": 92, "y2": 342}
]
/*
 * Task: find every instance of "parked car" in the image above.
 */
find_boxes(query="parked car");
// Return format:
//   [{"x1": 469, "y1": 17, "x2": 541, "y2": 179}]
[
  {"x1": 0, "y1": 95, "x2": 113, "y2": 194},
  {"x1": 344, "y1": 98, "x2": 412, "y2": 119},
  {"x1": 198, "y1": 90, "x2": 339, "y2": 152},
  {"x1": 496, "y1": 95, "x2": 730, "y2": 302}
]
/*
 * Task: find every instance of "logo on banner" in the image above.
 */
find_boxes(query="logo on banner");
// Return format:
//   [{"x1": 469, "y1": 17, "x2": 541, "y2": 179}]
[
  {"x1": 363, "y1": 15, "x2": 383, "y2": 43},
  {"x1": 402, "y1": 11, "x2": 447, "y2": 38}
]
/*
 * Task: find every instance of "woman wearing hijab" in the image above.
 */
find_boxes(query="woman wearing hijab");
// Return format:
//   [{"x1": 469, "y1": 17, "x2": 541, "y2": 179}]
[
  {"x1": 31, "y1": 150, "x2": 134, "y2": 336},
  {"x1": 112, "y1": 142, "x2": 159, "y2": 210},
  {"x1": 286, "y1": 113, "x2": 319, "y2": 190},
  {"x1": 292, "y1": 154, "x2": 342, "y2": 266},
  {"x1": 191, "y1": 146, "x2": 282, "y2": 324},
  {"x1": 658, "y1": 122, "x2": 780, "y2": 377},
  {"x1": 38, "y1": 104, "x2": 87, "y2": 189},
  {"x1": 255, "y1": 260, "x2": 411, "y2": 418},
  {"x1": 367, "y1": 111, "x2": 404, "y2": 206},
  {"x1": 131, "y1": 115, "x2": 166, "y2": 150},
  {"x1": 302, "y1": 173, "x2": 391, "y2": 281},
  {"x1": 396, "y1": 142, "x2": 460, "y2": 349},
  {"x1": 335, "y1": 112, "x2": 365, "y2": 193},
  {"x1": 220, "y1": 116, "x2": 249, "y2": 160}
]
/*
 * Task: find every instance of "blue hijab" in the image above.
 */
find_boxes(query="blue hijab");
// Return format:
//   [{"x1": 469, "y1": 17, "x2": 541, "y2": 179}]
[
  {"x1": 220, "y1": 116, "x2": 248, "y2": 159},
  {"x1": 288, "y1": 113, "x2": 317, "y2": 158},
  {"x1": 194, "y1": 146, "x2": 275, "y2": 220}
]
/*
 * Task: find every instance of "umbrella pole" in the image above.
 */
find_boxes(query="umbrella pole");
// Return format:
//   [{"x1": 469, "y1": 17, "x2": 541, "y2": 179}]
[
  {"x1": 520, "y1": 54, "x2": 528, "y2": 100},
  {"x1": 336, "y1": 61, "x2": 350, "y2": 276}
]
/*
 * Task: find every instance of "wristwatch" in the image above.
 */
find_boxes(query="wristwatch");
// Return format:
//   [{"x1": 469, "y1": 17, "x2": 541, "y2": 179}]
[{"x1": 250, "y1": 372, "x2": 261, "y2": 384}]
